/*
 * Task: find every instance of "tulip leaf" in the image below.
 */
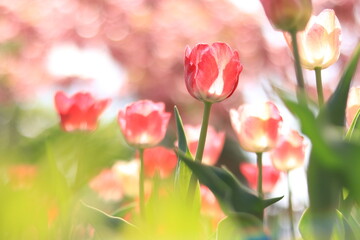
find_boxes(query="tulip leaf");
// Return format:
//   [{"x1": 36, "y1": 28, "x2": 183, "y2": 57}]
[
  {"x1": 177, "y1": 150, "x2": 283, "y2": 220},
  {"x1": 299, "y1": 208, "x2": 346, "y2": 240},
  {"x1": 277, "y1": 90, "x2": 340, "y2": 168},
  {"x1": 80, "y1": 200, "x2": 138, "y2": 229},
  {"x1": 345, "y1": 107, "x2": 360, "y2": 142},
  {"x1": 321, "y1": 43, "x2": 360, "y2": 127},
  {"x1": 173, "y1": 106, "x2": 201, "y2": 209},
  {"x1": 216, "y1": 213, "x2": 266, "y2": 240}
]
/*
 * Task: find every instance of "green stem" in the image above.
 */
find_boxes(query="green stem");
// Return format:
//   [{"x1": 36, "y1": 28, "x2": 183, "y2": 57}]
[
  {"x1": 256, "y1": 152, "x2": 263, "y2": 199},
  {"x1": 287, "y1": 171, "x2": 296, "y2": 240},
  {"x1": 290, "y1": 30, "x2": 307, "y2": 106},
  {"x1": 139, "y1": 148, "x2": 146, "y2": 219},
  {"x1": 315, "y1": 67, "x2": 324, "y2": 107},
  {"x1": 187, "y1": 101, "x2": 213, "y2": 202}
]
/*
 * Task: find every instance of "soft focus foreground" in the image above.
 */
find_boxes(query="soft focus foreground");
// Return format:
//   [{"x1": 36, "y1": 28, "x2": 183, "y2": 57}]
[{"x1": 1, "y1": 0, "x2": 360, "y2": 240}]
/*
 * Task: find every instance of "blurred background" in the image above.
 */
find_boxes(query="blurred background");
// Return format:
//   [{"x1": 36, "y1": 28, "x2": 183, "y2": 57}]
[{"x1": 0, "y1": 0, "x2": 359, "y2": 239}]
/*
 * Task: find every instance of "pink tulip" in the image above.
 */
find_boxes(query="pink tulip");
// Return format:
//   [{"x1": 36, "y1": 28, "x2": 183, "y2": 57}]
[
  {"x1": 184, "y1": 42, "x2": 243, "y2": 103},
  {"x1": 239, "y1": 162, "x2": 280, "y2": 194},
  {"x1": 260, "y1": 0, "x2": 312, "y2": 32},
  {"x1": 118, "y1": 100, "x2": 171, "y2": 148},
  {"x1": 285, "y1": 9, "x2": 341, "y2": 70},
  {"x1": 270, "y1": 130, "x2": 307, "y2": 171},
  {"x1": 54, "y1": 91, "x2": 109, "y2": 132},
  {"x1": 230, "y1": 102, "x2": 282, "y2": 153},
  {"x1": 183, "y1": 125, "x2": 225, "y2": 165},
  {"x1": 143, "y1": 146, "x2": 177, "y2": 178}
]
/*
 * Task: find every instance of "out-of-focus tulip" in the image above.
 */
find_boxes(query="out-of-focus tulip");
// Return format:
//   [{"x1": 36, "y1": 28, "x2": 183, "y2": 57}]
[
  {"x1": 184, "y1": 42, "x2": 243, "y2": 103},
  {"x1": 112, "y1": 160, "x2": 140, "y2": 197},
  {"x1": 200, "y1": 185, "x2": 225, "y2": 226},
  {"x1": 239, "y1": 162, "x2": 280, "y2": 194},
  {"x1": 89, "y1": 169, "x2": 124, "y2": 202},
  {"x1": 7, "y1": 164, "x2": 37, "y2": 189},
  {"x1": 54, "y1": 91, "x2": 110, "y2": 132},
  {"x1": 143, "y1": 146, "x2": 177, "y2": 178},
  {"x1": 270, "y1": 130, "x2": 306, "y2": 172},
  {"x1": 285, "y1": 9, "x2": 341, "y2": 70},
  {"x1": 183, "y1": 125, "x2": 225, "y2": 165},
  {"x1": 346, "y1": 87, "x2": 360, "y2": 127},
  {"x1": 230, "y1": 102, "x2": 282, "y2": 153},
  {"x1": 260, "y1": 0, "x2": 312, "y2": 32},
  {"x1": 118, "y1": 100, "x2": 171, "y2": 148}
]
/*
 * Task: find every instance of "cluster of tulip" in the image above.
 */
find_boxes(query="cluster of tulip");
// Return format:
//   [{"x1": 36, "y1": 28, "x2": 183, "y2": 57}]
[{"x1": 51, "y1": 0, "x2": 360, "y2": 239}]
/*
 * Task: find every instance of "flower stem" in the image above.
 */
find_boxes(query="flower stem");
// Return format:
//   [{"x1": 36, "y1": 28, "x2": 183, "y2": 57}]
[
  {"x1": 315, "y1": 67, "x2": 324, "y2": 107},
  {"x1": 139, "y1": 148, "x2": 146, "y2": 219},
  {"x1": 290, "y1": 30, "x2": 307, "y2": 106},
  {"x1": 287, "y1": 171, "x2": 296, "y2": 240},
  {"x1": 256, "y1": 152, "x2": 263, "y2": 199},
  {"x1": 187, "y1": 101, "x2": 212, "y2": 202}
]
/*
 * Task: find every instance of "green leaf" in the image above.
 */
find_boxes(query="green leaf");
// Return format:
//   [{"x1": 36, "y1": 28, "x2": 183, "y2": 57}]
[
  {"x1": 174, "y1": 106, "x2": 194, "y2": 197},
  {"x1": 216, "y1": 213, "x2": 265, "y2": 240},
  {"x1": 299, "y1": 208, "x2": 346, "y2": 240},
  {"x1": 177, "y1": 151, "x2": 283, "y2": 220},
  {"x1": 345, "y1": 107, "x2": 360, "y2": 142},
  {"x1": 278, "y1": 91, "x2": 340, "y2": 168},
  {"x1": 321, "y1": 43, "x2": 360, "y2": 127},
  {"x1": 173, "y1": 106, "x2": 201, "y2": 211},
  {"x1": 80, "y1": 200, "x2": 138, "y2": 229}
]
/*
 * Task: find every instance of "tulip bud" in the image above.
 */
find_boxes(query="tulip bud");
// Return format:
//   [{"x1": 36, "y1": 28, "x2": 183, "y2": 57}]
[
  {"x1": 270, "y1": 130, "x2": 307, "y2": 172},
  {"x1": 260, "y1": 0, "x2": 312, "y2": 32},
  {"x1": 285, "y1": 9, "x2": 341, "y2": 70},
  {"x1": 118, "y1": 100, "x2": 171, "y2": 148},
  {"x1": 230, "y1": 102, "x2": 283, "y2": 153},
  {"x1": 184, "y1": 42, "x2": 243, "y2": 103},
  {"x1": 54, "y1": 91, "x2": 110, "y2": 132}
]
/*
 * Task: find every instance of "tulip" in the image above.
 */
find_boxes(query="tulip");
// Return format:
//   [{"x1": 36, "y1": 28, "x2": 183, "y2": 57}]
[
  {"x1": 260, "y1": 0, "x2": 312, "y2": 32},
  {"x1": 54, "y1": 91, "x2": 110, "y2": 132},
  {"x1": 285, "y1": 9, "x2": 341, "y2": 70},
  {"x1": 270, "y1": 130, "x2": 306, "y2": 172},
  {"x1": 346, "y1": 87, "x2": 360, "y2": 127},
  {"x1": 183, "y1": 125, "x2": 225, "y2": 165},
  {"x1": 230, "y1": 102, "x2": 283, "y2": 153},
  {"x1": 118, "y1": 100, "x2": 171, "y2": 148},
  {"x1": 184, "y1": 42, "x2": 243, "y2": 103},
  {"x1": 239, "y1": 162, "x2": 280, "y2": 194},
  {"x1": 89, "y1": 169, "x2": 124, "y2": 202},
  {"x1": 143, "y1": 146, "x2": 177, "y2": 178},
  {"x1": 112, "y1": 160, "x2": 141, "y2": 197},
  {"x1": 200, "y1": 185, "x2": 225, "y2": 227}
]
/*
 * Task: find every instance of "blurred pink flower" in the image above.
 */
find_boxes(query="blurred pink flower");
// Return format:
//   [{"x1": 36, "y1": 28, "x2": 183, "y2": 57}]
[
  {"x1": 184, "y1": 42, "x2": 243, "y2": 103},
  {"x1": 260, "y1": 0, "x2": 312, "y2": 32},
  {"x1": 112, "y1": 160, "x2": 141, "y2": 197},
  {"x1": 184, "y1": 124, "x2": 225, "y2": 165},
  {"x1": 200, "y1": 185, "x2": 225, "y2": 227},
  {"x1": 346, "y1": 86, "x2": 360, "y2": 127},
  {"x1": 89, "y1": 169, "x2": 123, "y2": 202},
  {"x1": 230, "y1": 102, "x2": 282, "y2": 153},
  {"x1": 7, "y1": 164, "x2": 37, "y2": 189},
  {"x1": 118, "y1": 100, "x2": 171, "y2": 148},
  {"x1": 143, "y1": 146, "x2": 177, "y2": 178},
  {"x1": 54, "y1": 91, "x2": 110, "y2": 132},
  {"x1": 270, "y1": 130, "x2": 307, "y2": 171},
  {"x1": 239, "y1": 162, "x2": 280, "y2": 194}
]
